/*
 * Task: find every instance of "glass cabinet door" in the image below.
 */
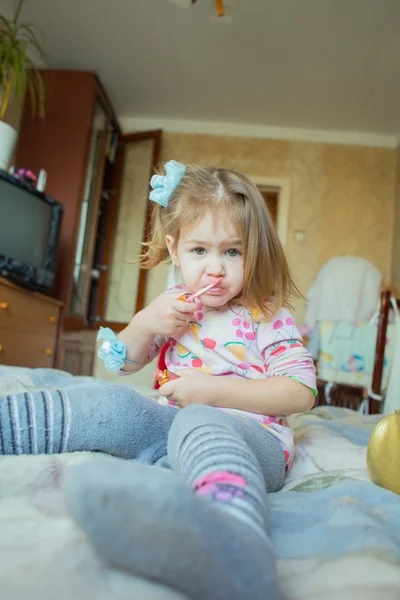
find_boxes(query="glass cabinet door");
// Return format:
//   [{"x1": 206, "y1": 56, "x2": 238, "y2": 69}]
[{"x1": 69, "y1": 102, "x2": 108, "y2": 318}]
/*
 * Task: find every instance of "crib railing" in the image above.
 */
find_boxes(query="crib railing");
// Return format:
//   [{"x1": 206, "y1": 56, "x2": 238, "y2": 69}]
[{"x1": 316, "y1": 290, "x2": 399, "y2": 415}]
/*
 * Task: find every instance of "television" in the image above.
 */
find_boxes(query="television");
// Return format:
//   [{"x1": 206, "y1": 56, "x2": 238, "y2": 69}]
[{"x1": 0, "y1": 169, "x2": 63, "y2": 292}]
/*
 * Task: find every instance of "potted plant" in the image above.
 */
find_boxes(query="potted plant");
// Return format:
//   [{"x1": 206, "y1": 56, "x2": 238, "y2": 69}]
[{"x1": 0, "y1": 0, "x2": 45, "y2": 170}]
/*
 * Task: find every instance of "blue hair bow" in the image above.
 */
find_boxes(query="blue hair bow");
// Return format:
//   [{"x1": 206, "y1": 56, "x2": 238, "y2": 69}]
[{"x1": 149, "y1": 160, "x2": 185, "y2": 207}]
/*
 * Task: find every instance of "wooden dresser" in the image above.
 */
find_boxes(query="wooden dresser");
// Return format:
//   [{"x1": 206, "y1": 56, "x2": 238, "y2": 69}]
[{"x1": 0, "y1": 277, "x2": 63, "y2": 368}]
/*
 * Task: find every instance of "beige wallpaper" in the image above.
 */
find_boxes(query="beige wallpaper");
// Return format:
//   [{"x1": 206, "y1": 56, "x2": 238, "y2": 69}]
[
  {"x1": 161, "y1": 133, "x2": 396, "y2": 323},
  {"x1": 105, "y1": 139, "x2": 155, "y2": 322},
  {"x1": 391, "y1": 147, "x2": 400, "y2": 293}
]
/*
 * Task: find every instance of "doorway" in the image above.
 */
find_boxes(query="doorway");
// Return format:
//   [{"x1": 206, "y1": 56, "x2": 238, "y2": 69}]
[
  {"x1": 251, "y1": 176, "x2": 290, "y2": 248},
  {"x1": 259, "y1": 187, "x2": 279, "y2": 224}
]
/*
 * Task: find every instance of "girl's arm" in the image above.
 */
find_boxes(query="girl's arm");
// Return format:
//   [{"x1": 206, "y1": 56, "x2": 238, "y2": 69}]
[
  {"x1": 115, "y1": 292, "x2": 195, "y2": 373},
  {"x1": 208, "y1": 375, "x2": 315, "y2": 415},
  {"x1": 117, "y1": 312, "x2": 161, "y2": 372},
  {"x1": 160, "y1": 370, "x2": 315, "y2": 415}
]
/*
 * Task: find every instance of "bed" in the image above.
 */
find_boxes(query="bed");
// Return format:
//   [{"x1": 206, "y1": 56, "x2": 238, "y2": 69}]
[{"x1": 1, "y1": 365, "x2": 400, "y2": 600}]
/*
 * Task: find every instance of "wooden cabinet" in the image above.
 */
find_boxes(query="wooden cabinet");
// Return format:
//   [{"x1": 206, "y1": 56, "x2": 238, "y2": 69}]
[
  {"x1": 16, "y1": 70, "x2": 122, "y2": 327},
  {"x1": 15, "y1": 70, "x2": 125, "y2": 375},
  {"x1": 0, "y1": 278, "x2": 63, "y2": 368},
  {"x1": 61, "y1": 330, "x2": 97, "y2": 377},
  {"x1": 15, "y1": 72, "x2": 162, "y2": 376}
]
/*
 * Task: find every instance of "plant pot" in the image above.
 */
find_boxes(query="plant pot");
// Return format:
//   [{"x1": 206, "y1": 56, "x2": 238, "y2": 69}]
[{"x1": 0, "y1": 121, "x2": 17, "y2": 171}]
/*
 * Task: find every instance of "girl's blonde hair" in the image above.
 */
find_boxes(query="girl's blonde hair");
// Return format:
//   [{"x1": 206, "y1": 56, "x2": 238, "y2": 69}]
[{"x1": 141, "y1": 164, "x2": 300, "y2": 318}]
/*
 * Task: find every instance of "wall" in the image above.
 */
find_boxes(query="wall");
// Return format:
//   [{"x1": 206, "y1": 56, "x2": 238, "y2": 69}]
[
  {"x1": 105, "y1": 138, "x2": 155, "y2": 322},
  {"x1": 161, "y1": 133, "x2": 396, "y2": 323},
  {"x1": 391, "y1": 146, "x2": 400, "y2": 293}
]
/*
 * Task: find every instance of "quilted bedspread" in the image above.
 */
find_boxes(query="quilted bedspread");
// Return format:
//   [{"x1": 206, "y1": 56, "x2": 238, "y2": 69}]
[{"x1": 0, "y1": 367, "x2": 399, "y2": 599}]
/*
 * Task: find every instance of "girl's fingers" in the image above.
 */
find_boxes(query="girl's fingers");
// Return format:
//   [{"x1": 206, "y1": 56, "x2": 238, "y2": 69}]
[
  {"x1": 174, "y1": 324, "x2": 187, "y2": 338},
  {"x1": 174, "y1": 314, "x2": 190, "y2": 324},
  {"x1": 172, "y1": 300, "x2": 196, "y2": 314}
]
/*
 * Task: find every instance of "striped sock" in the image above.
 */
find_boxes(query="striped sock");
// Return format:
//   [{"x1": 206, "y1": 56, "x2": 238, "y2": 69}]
[
  {"x1": 0, "y1": 384, "x2": 177, "y2": 462},
  {"x1": 168, "y1": 404, "x2": 269, "y2": 536},
  {"x1": 0, "y1": 390, "x2": 72, "y2": 455}
]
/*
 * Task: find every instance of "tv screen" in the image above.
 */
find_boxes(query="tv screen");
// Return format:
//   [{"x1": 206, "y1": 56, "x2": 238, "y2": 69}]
[
  {"x1": 0, "y1": 171, "x2": 63, "y2": 291},
  {"x1": 0, "y1": 179, "x2": 53, "y2": 267}
]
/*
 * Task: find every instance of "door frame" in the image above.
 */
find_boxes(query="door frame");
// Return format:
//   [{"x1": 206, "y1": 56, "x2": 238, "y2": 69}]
[{"x1": 249, "y1": 176, "x2": 291, "y2": 248}]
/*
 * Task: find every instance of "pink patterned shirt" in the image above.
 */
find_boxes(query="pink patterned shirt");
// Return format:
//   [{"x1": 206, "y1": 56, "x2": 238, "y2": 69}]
[{"x1": 147, "y1": 286, "x2": 317, "y2": 469}]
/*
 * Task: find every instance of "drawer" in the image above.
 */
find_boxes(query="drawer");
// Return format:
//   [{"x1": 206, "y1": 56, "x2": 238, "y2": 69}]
[
  {"x1": 0, "y1": 285, "x2": 60, "y2": 336},
  {"x1": 0, "y1": 328, "x2": 56, "y2": 368}
]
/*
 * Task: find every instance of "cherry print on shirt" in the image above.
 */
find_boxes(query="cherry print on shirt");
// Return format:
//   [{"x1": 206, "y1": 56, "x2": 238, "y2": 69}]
[
  {"x1": 289, "y1": 340, "x2": 302, "y2": 349},
  {"x1": 270, "y1": 344, "x2": 287, "y2": 356},
  {"x1": 231, "y1": 314, "x2": 258, "y2": 351},
  {"x1": 271, "y1": 316, "x2": 297, "y2": 346},
  {"x1": 194, "y1": 302, "x2": 203, "y2": 321},
  {"x1": 202, "y1": 338, "x2": 217, "y2": 349},
  {"x1": 192, "y1": 357, "x2": 203, "y2": 368}
]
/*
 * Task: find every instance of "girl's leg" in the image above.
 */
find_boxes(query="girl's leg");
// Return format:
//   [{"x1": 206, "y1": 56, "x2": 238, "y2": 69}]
[
  {"x1": 0, "y1": 384, "x2": 177, "y2": 464},
  {"x1": 226, "y1": 411, "x2": 287, "y2": 493},
  {"x1": 168, "y1": 404, "x2": 286, "y2": 529},
  {"x1": 65, "y1": 405, "x2": 284, "y2": 600}
]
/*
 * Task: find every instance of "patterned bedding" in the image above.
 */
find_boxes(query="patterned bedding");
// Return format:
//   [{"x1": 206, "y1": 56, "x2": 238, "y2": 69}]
[
  {"x1": 1, "y1": 367, "x2": 399, "y2": 600},
  {"x1": 317, "y1": 319, "x2": 396, "y2": 389}
]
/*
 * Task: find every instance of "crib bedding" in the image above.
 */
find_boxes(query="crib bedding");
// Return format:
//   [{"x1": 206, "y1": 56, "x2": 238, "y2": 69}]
[
  {"x1": 317, "y1": 319, "x2": 396, "y2": 389},
  {"x1": 0, "y1": 366, "x2": 399, "y2": 600}
]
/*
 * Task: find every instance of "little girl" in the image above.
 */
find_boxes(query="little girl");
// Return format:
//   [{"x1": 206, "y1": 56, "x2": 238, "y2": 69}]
[
  {"x1": 67, "y1": 161, "x2": 316, "y2": 600},
  {"x1": 0, "y1": 161, "x2": 316, "y2": 600}
]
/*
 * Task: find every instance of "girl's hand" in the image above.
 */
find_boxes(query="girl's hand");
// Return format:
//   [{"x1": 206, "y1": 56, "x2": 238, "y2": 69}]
[
  {"x1": 137, "y1": 293, "x2": 196, "y2": 339},
  {"x1": 160, "y1": 369, "x2": 215, "y2": 408}
]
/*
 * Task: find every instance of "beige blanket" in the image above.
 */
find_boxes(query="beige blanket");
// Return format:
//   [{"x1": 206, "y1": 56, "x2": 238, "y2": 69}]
[{"x1": 1, "y1": 369, "x2": 399, "y2": 599}]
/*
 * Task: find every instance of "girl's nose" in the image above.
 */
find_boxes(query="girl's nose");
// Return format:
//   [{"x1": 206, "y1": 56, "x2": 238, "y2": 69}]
[{"x1": 206, "y1": 258, "x2": 225, "y2": 277}]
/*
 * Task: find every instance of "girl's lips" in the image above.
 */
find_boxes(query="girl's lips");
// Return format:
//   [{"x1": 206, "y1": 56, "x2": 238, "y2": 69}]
[{"x1": 205, "y1": 286, "x2": 225, "y2": 295}]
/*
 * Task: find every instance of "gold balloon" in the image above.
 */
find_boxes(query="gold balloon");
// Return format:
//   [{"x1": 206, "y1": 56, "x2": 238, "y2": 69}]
[{"x1": 367, "y1": 410, "x2": 400, "y2": 495}]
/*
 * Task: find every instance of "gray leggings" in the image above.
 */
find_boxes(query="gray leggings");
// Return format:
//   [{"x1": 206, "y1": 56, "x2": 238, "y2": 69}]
[{"x1": 0, "y1": 383, "x2": 286, "y2": 492}]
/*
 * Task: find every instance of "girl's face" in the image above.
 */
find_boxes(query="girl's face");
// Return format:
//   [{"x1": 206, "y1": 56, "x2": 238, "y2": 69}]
[{"x1": 166, "y1": 213, "x2": 244, "y2": 308}]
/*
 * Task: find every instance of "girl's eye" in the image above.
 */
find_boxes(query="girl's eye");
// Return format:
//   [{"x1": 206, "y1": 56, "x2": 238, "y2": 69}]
[
  {"x1": 193, "y1": 248, "x2": 206, "y2": 256},
  {"x1": 227, "y1": 249, "x2": 241, "y2": 257}
]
